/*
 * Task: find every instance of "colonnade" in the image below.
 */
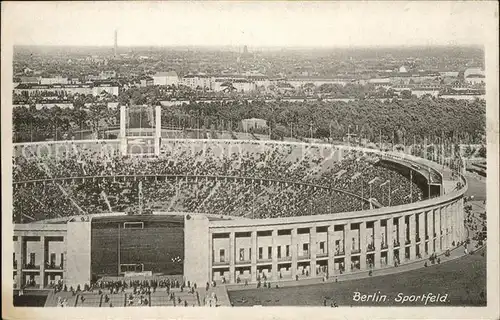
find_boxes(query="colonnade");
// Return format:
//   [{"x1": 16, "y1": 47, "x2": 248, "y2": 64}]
[
  {"x1": 13, "y1": 235, "x2": 67, "y2": 289},
  {"x1": 209, "y1": 199, "x2": 466, "y2": 284}
]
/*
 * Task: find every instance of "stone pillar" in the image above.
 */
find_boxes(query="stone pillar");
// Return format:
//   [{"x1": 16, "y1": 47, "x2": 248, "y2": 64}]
[
  {"x1": 310, "y1": 227, "x2": 317, "y2": 277},
  {"x1": 386, "y1": 218, "x2": 394, "y2": 266},
  {"x1": 442, "y1": 206, "x2": 448, "y2": 249},
  {"x1": 359, "y1": 221, "x2": 367, "y2": 270},
  {"x1": 457, "y1": 201, "x2": 463, "y2": 242},
  {"x1": 435, "y1": 208, "x2": 442, "y2": 252},
  {"x1": 409, "y1": 214, "x2": 417, "y2": 260},
  {"x1": 271, "y1": 229, "x2": 278, "y2": 280},
  {"x1": 426, "y1": 210, "x2": 433, "y2": 255},
  {"x1": 251, "y1": 231, "x2": 257, "y2": 282},
  {"x1": 154, "y1": 105, "x2": 161, "y2": 156},
  {"x1": 291, "y1": 228, "x2": 298, "y2": 278},
  {"x1": 450, "y1": 204, "x2": 456, "y2": 245},
  {"x1": 453, "y1": 201, "x2": 460, "y2": 244},
  {"x1": 15, "y1": 236, "x2": 23, "y2": 289},
  {"x1": 327, "y1": 225, "x2": 335, "y2": 278},
  {"x1": 418, "y1": 212, "x2": 425, "y2": 256},
  {"x1": 459, "y1": 199, "x2": 465, "y2": 241},
  {"x1": 444, "y1": 205, "x2": 453, "y2": 249},
  {"x1": 40, "y1": 236, "x2": 46, "y2": 288},
  {"x1": 374, "y1": 220, "x2": 381, "y2": 268},
  {"x1": 208, "y1": 232, "x2": 213, "y2": 282},
  {"x1": 229, "y1": 232, "x2": 235, "y2": 283},
  {"x1": 398, "y1": 216, "x2": 405, "y2": 263},
  {"x1": 119, "y1": 105, "x2": 127, "y2": 156},
  {"x1": 443, "y1": 206, "x2": 449, "y2": 248},
  {"x1": 344, "y1": 223, "x2": 352, "y2": 272},
  {"x1": 184, "y1": 214, "x2": 210, "y2": 286}
]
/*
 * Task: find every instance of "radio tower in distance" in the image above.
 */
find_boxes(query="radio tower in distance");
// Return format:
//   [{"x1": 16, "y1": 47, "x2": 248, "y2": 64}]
[{"x1": 114, "y1": 30, "x2": 118, "y2": 58}]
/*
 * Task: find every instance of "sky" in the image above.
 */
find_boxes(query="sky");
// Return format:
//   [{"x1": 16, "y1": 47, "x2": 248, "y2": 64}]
[{"x1": 1, "y1": 1, "x2": 496, "y2": 48}]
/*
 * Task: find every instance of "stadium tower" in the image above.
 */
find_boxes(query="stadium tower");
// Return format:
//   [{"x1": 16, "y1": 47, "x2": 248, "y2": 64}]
[{"x1": 114, "y1": 30, "x2": 118, "y2": 58}]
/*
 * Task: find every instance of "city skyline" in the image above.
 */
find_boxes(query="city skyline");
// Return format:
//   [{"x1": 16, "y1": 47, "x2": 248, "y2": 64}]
[{"x1": 2, "y1": 2, "x2": 495, "y2": 47}]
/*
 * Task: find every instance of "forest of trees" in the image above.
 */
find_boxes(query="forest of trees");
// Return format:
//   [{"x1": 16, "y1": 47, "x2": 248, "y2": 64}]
[
  {"x1": 162, "y1": 96, "x2": 486, "y2": 144},
  {"x1": 13, "y1": 96, "x2": 485, "y2": 147}
]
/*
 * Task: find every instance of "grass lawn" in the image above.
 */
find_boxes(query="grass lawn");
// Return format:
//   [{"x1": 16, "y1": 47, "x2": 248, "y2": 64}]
[
  {"x1": 465, "y1": 176, "x2": 486, "y2": 201},
  {"x1": 228, "y1": 249, "x2": 486, "y2": 307}
]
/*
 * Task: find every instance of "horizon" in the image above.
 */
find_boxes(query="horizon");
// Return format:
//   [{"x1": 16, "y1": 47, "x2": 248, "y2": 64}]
[
  {"x1": 13, "y1": 44, "x2": 485, "y2": 49},
  {"x1": 3, "y1": 2, "x2": 494, "y2": 47}
]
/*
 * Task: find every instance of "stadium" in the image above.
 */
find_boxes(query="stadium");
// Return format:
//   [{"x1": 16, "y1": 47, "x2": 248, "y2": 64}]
[{"x1": 12, "y1": 105, "x2": 471, "y2": 307}]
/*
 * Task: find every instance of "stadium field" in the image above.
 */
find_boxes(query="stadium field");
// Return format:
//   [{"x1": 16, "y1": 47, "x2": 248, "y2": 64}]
[{"x1": 228, "y1": 249, "x2": 486, "y2": 307}]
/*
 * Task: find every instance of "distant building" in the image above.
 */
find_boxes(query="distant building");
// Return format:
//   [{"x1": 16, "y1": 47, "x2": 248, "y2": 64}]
[
  {"x1": 241, "y1": 118, "x2": 268, "y2": 132},
  {"x1": 14, "y1": 81, "x2": 120, "y2": 97},
  {"x1": 464, "y1": 68, "x2": 485, "y2": 85},
  {"x1": 99, "y1": 70, "x2": 117, "y2": 80},
  {"x1": 243, "y1": 45, "x2": 248, "y2": 54},
  {"x1": 464, "y1": 68, "x2": 485, "y2": 79},
  {"x1": 287, "y1": 77, "x2": 354, "y2": 88},
  {"x1": 40, "y1": 76, "x2": 68, "y2": 85},
  {"x1": 19, "y1": 76, "x2": 40, "y2": 84},
  {"x1": 92, "y1": 81, "x2": 120, "y2": 96},
  {"x1": 399, "y1": 66, "x2": 408, "y2": 73},
  {"x1": 368, "y1": 78, "x2": 392, "y2": 87},
  {"x1": 139, "y1": 76, "x2": 154, "y2": 87},
  {"x1": 411, "y1": 87, "x2": 440, "y2": 98},
  {"x1": 439, "y1": 71, "x2": 459, "y2": 77},
  {"x1": 465, "y1": 75, "x2": 485, "y2": 85},
  {"x1": 181, "y1": 74, "x2": 212, "y2": 90},
  {"x1": 153, "y1": 71, "x2": 179, "y2": 86}
]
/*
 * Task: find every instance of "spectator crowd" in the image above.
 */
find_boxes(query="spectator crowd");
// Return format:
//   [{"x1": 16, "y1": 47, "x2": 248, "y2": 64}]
[{"x1": 13, "y1": 141, "x2": 424, "y2": 223}]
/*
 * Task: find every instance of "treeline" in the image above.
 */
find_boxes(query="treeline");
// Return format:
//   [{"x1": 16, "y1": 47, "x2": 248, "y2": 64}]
[
  {"x1": 164, "y1": 96, "x2": 486, "y2": 144},
  {"x1": 12, "y1": 96, "x2": 485, "y2": 145}
]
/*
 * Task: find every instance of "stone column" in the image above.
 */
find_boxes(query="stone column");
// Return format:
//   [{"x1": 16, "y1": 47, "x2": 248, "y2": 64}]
[
  {"x1": 459, "y1": 198, "x2": 465, "y2": 241},
  {"x1": 251, "y1": 231, "x2": 257, "y2": 282},
  {"x1": 386, "y1": 218, "x2": 394, "y2": 266},
  {"x1": 442, "y1": 206, "x2": 449, "y2": 248},
  {"x1": 426, "y1": 210, "x2": 433, "y2": 255},
  {"x1": 398, "y1": 216, "x2": 405, "y2": 263},
  {"x1": 374, "y1": 220, "x2": 381, "y2": 268},
  {"x1": 271, "y1": 229, "x2": 278, "y2": 280},
  {"x1": 418, "y1": 212, "x2": 425, "y2": 256},
  {"x1": 457, "y1": 201, "x2": 463, "y2": 242},
  {"x1": 444, "y1": 205, "x2": 450, "y2": 247},
  {"x1": 456, "y1": 202, "x2": 461, "y2": 244},
  {"x1": 154, "y1": 105, "x2": 161, "y2": 156},
  {"x1": 15, "y1": 236, "x2": 23, "y2": 289},
  {"x1": 450, "y1": 203, "x2": 456, "y2": 245},
  {"x1": 291, "y1": 228, "x2": 298, "y2": 278},
  {"x1": 229, "y1": 232, "x2": 235, "y2": 283},
  {"x1": 344, "y1": 223, "x2": 351, "y2": 272},
  {"x1": 119, "y1": 105, "x2": 127, "y2": 156},
  {"x1": 444, "y1": 205, "x2": 453, "y2": 249},
  {"x1": 40, "y1": 236, "x2": 46, "y2": 288},
  {"x1": 208, "y1": 232, "x2": 213, "y2": 282},
  {"x1": 409, "y1": 214, "x2": 417, "y2": 260},
  {"x1": 359, "y1": 221, "x2": 367, "y2": 270},
  {"x1": 453, "y1": 203, "x2": 458, "y2": 245},
  {"x1": 327, "y1": 225, "x2": 335, "y2": 278},
  {"x1": 435, "y1": 208, "x2": 442, "y2": 252},
  {"x1": 310, "y1": 226, "x2": 317, "y2": 277}
]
